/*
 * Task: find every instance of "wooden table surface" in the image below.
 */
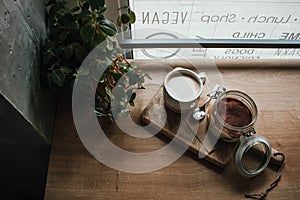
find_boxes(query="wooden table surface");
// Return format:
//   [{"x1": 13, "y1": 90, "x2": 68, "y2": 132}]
[{"x1": 45, "y1": 62, "x2": 300, "y2": 200}]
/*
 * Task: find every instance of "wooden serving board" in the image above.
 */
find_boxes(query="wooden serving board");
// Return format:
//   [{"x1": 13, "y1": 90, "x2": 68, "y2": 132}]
[
  {"x1": 141, "y1": 86, "x2": 235, "y2": 168},
  {"x1": 141, "y1": 86, "x2": 283, "y2": 168}
]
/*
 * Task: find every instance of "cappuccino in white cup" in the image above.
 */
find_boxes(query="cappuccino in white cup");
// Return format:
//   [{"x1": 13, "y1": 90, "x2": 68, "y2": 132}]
[{"x1": 164, "y1": 67, "x2": 206, "y2": 113}]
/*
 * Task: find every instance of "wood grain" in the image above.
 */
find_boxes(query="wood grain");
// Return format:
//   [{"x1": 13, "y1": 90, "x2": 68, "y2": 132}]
[{"x1": 45, "y1": 64, "x2": 300, "y2": 200}]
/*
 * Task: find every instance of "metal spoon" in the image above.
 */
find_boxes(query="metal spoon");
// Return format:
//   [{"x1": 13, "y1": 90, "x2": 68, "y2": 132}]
[
  {"x1": 192, "y1": 84, "x2": 225, "y2": 121},
  {"x1": 192, "y1": 96, "x2": 212, "y2": 121}
]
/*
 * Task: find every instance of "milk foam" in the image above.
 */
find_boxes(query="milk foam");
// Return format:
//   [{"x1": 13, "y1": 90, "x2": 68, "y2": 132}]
[{"x1": 166, "y1": 73, "x2": 200, "y2": 102}]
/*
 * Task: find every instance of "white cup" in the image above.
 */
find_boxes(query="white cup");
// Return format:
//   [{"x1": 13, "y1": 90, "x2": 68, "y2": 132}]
[{"x1": 163, "y1": 67, "x2": 206, "y2": 113}]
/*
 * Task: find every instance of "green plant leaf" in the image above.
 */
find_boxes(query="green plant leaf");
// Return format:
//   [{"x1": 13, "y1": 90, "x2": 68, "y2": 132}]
[
  {"x1": 145, "y1": 72, "x2": 152, "y2": 80},
  {"x1": 87, "y1": 39, "x2": 97, "y2": 49},
  {"x1": 120, "y1": 109, "x2": 130, "y2": 116},
  {"x1": 59, "y1": 13, "x2": 74, "y2": 26},
  {"x1": 114, "y1": 84, "x2": 124, "y2": 95},
  {"x1": 129, "y1": 11, "x2": 136, "y2": 24},
  {"x1": 99, "y1": 20, "x2": 117, "y2": 36},
  {"x1": 58, "y1": 31, "x2": 70, "y2": 41},
  {"x1": 130, "y1": 92, "x2": 136, "y2": 101},
  {"x1": 44, "y1": 40, "x2": 55, "y2": 50},
  {"x1": 70, "y1": 42, "x2": 81, "y2": 48},
  {"x1": 129, "y1": 92, "x2": 136, "y2": 107},
  {"x1": 67, "y1": 21, "x2": 80, "y2": 31},
  {"x1": 117, "y1": 6, "x2": 129, "y2": 10},
  {"x1": 129, "y1": 99, "x2": 134, "y2": 106},
  {"x1": 115, "y1": 46, "x2": 122, "y2": 53},
  {"x1": 71, "y1": 6, "x2": 80, "y2": 13},
  {"x1": 93, "y1": 31, "x2": 106, "y2": 44},
  {"x1": 119, "y1": 100, "x2": 126, "y2": 109},
  {"x1": 126, "y1": 88, "x2": 133, "y2": 96},
  {"x1": 112, "y1": 71, "x2": 123, "y2": 82},
  {"x1": 117, "y1": 62, "x2": 127, "y2": 70},
  {"x1": 117, "y1": 16, "x2": 122, "y2": 26},
  {"x1": 106, "y1": 38, "x2": 114, "y2": 51},
  {"x1": 60, "y1": 66, "x2": 74, "y2": 74},
  {"x1": 89, "y1": 0, "x2": 105, "y2": 9},
  {"x1": 127, "y1": 70, "x2": 140, "y2": 85},
  {"x1": 77, "y1": 66, "x2": 89, "y2": 76},
  {"x1": 139, "y1": 76, "x2": 145, "y2": 83},
  {"x1": 63, "y1": 45, "x2": 74, "y2": 60},
  {"x1": 54, "y1": 44, "x2": 65, "y2": 56},
  {"x1": 51, "y1": 69, "x2": 65, "y2": 86},
  {"x1": 94, "y1": 110, "x2": 105, "y2": 117},
  {"x1": 81, "y1": 9, "x2": 93, "y2": 21},
  {"x1": 49, "y1": 25, "x2": 60, "y2": 39},
  {"x1": 75, "y1": 46, "x2": 87, "y2": 62},
  {"x1": 96, "y1": 13, "x2": 105, "y2": 20},
  {"x1": 105, "y1": 86, "x2": 113, "y2": 99},
  {"x1": 43, "y1": 52, "x2": 53, "y2": 67},
  {"x1": 97, "y1": 6, "x2": 107, "y2": 14},
  {"x1": 82, "y1": 1, "x2": 90, "y2": 10},
  {"x1": 48, "y1": 1, "x2": 66, "y2": 20},
  {"x1": 80, "y1": 23, "x2": 96, "y2": 42},
  {"x1": 129, "y1": 61, "x2": 137, "y2": 69},
  {"x1": 120, "y1": 14, "x2": 130, "y2": 24}
]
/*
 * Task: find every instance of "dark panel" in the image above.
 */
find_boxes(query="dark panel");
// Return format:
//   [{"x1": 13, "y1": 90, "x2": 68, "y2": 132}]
[{"x1": 0, "y1": 95, "x2": 51, "y2": 199}]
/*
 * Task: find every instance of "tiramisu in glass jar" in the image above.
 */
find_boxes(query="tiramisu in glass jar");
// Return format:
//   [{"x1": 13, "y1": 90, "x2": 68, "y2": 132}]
[{"x1": 207, "y1": 90, "x2": 258, "y2": 142}]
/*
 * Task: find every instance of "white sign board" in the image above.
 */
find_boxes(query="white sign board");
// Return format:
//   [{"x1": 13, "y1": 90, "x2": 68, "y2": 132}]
[{"x1": 129, "y1": 0, "x2": 300, "y2": 59}]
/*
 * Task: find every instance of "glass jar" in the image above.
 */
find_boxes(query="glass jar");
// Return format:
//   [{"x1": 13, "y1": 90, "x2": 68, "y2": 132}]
[
  {"x1": 207, "y1": 90, "x2": 258, "y2": 142},
  {"x1": 206, "y1": 89, "x2": 273, "y2": 177}
]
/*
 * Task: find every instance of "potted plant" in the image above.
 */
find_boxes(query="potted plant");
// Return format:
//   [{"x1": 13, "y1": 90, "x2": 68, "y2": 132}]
[{"x1": 43, "y1": 0, "x2": 150, "y2": 120}]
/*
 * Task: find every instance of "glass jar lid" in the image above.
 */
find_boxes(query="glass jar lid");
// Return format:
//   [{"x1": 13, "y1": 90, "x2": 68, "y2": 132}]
[{"x1": 234, "y1": 135, "x2": 272, "y2": 177}]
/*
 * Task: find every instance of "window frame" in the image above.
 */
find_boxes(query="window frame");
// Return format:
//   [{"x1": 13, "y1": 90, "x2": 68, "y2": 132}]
[{"x1": 119, "y1": 38, "x2": 300, "y2": 49}]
